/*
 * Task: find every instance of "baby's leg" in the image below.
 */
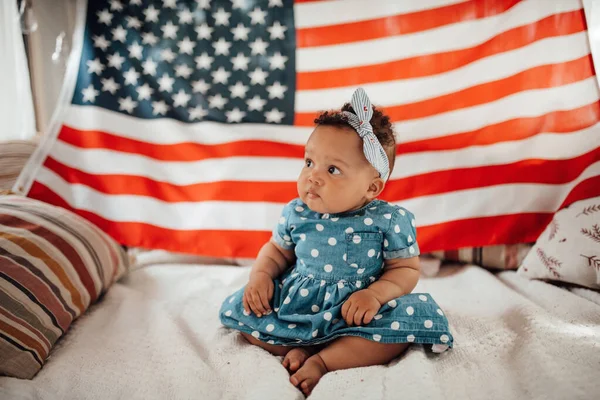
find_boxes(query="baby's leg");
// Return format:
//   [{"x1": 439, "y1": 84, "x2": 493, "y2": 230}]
[
  {"x1": 290, "y1": 336, "x2": 410, "y2": 395},
  {"x1": 241, "y1": 332, "x2": 317, "y2": 372},
  {"x1": 240, "y1": 332, "x2": 290, "y2": 356}
]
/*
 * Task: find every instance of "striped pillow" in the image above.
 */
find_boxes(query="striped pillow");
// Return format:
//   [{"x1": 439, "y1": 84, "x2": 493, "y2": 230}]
[
  {"x1": 0, "y1": 195, "x2": 129, "y2": 379},
  {"x1": 427, "y1": 243, "x2": 533, "y2": 271}
]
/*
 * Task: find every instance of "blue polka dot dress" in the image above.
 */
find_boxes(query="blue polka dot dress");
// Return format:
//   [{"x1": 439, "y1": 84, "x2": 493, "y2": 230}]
[{"x1": 220, "y1": 198, "x2": 453, "y2": 351}]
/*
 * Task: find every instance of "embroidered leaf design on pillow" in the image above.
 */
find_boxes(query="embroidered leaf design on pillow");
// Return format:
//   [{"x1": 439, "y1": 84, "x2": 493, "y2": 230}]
[
  {"x1": 577, "y1": 204, "x2": 600, "y2": 217},
  {"x1": 580, "y1": 255, "x2": 600, "y2": 271},
  {"x1": 580, "y1": 224, "x2": 600, "y2": 243},
  {"x1": 536, "y1": 248, "x2": 562, "y2": 278}
]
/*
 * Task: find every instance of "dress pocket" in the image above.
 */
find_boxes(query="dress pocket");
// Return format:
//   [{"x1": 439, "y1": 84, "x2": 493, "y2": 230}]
[{"x1": 345, "y1": 232, "x2": 383, "y2": 270}]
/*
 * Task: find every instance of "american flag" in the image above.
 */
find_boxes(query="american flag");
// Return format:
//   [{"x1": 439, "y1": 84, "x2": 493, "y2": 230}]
[{"x1": 15, "y1": 0, "x2": 600, "y2": 258}]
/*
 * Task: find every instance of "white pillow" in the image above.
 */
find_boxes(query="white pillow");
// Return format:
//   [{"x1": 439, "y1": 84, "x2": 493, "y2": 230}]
[{"x1": 518, "y1": 197, "x2": 600, "y2": 290}]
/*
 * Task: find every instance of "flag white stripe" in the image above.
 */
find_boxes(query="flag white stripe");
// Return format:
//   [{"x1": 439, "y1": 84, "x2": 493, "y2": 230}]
[
  {"x1": 36, "y1": 161, "x2": 600, "y2": 230},
  {"x1": 397, "y1": 77, "x2": 599, "y2": 142},
  {"x1": 62, "y1": 105, "x2": 312, "y2": 145},
  {"x1": 296, "y1": 0, "x2": 581, "y2": 72},
  {"x1": 397, "y1": 125, "x2": 600, "y2": 178},
  {"x1": 294, "y1": 0, "x2": 467, "y2": 29},
  {"x1": 51, "y1": 140, "x2": 304, "y2": 184},
  {"x1": 296, "y1": 32, "x2": 590, "y2": 112},
  {"x1": 50, "y1": 124, "x2": 599, "y2": 184}
]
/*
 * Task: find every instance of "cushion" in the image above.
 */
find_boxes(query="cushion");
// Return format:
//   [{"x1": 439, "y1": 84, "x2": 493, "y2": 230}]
[
  {"x1": 0, "y1": 195, "x2": 129, "y2": 379},
  {"x1": 427, "y1": 243, "x2": 533, "y2": 272},
  {"x1": 518, "y1": 197, "x2": 600, "y2": 290},
  {"x1": 0, "y1": 139, "x2": 38, "y2": 191}
]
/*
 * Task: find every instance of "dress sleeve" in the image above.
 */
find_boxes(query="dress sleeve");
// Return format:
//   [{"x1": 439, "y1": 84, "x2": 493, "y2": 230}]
[
  {"x1": 382, "y1": 208, "x2": 420, "y2": 259},
  {"x1": 271, "y1": 200, "x2": 295, "y2": 250}
]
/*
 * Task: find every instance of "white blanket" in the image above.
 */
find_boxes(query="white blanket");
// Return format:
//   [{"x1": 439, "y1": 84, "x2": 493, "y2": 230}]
[{"x1": 1, "y1": 264, "x2": 599, "y2": 400}]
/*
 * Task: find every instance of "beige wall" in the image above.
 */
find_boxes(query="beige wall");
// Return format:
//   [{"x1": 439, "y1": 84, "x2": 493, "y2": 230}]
[{"x1": 26, "y1": 0, "x2": 78, "y2": 134}]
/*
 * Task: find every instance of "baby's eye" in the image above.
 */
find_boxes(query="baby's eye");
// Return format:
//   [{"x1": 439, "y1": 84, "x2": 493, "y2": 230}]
[
  {"x1": 328, "y1": 166, "x2": 341, "y2": 175},
  {"x1": 305, "y1": 159, "x2": 313, "y2": 167}
]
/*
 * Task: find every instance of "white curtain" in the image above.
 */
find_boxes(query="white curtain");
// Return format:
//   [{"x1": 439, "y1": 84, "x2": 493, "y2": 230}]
[{"x1": 0, "y1": 1, "x2": 36, "y2": 142}]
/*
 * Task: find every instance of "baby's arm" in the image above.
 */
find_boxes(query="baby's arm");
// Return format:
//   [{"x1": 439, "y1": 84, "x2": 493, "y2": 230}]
[
  {"x1": 341, "y1": 257, "x2": 420, "y2": 326},
  {"x1": 252, "y1": 239, "x2": 296, "y2": 279},
  {"x1": 243, "y1": 240, "x2": 295, "y2": 317},
  {"x1": 366, "y1": 257, "x2": 420, "y2": 303}
]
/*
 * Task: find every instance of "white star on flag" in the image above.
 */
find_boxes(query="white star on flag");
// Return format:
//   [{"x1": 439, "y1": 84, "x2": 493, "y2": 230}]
[
  {"x1": 123, "y1": 67, "x2": 140, "y2": 86},
  {"x1": 247, "y1": 95, "x2": 267, "y2": 111},
  {"x1": 175, "y1": 64, "x2": 193, "y2": 79},
  {"x1": 230, "y1": 82, "x2": 249, "y2": 98},
  {"x1": 82, "y1": 84, "x2": 99, "y2": 103},
  {"x1": 268, "y1": 52, "x2": 288, "y2": 70},
  {"x1": 267, "y1": 82, "x2": 287, "y2": 99},
  {"x1": 178, "y1": 37, "x2": 196, "y2": 55},
  {"x1": 112, "y1": 25, "x2": 128, "y2": 42},
  {"x1": 128, "y1": 42, "x2": 144, "y2": 60},
  {"x1": 101, "y1": 77, "x2": 120, "y2": 94},
  {"x1": 158, "y1": 74, "x2": 175, "y2": 92},
  {"x1": 189, "y1": 105, "x2": 209, "y2": 120},
  {"x1": 136, "y1": 83, "x2": 154, "y2": 101},
  {"x1": 152, "y1": 100, "x2": 168, "y2": 116},
  {"x1": 87, "y1": 58, "x2": 104, "y2": 75},
  {"x1": 267, "y1": 21, "x2": 287, "y2": 40},
  {"x1": 192, "y1": 79, "x2": 211, "y2": 94},
  {"x1": 118, "y1": 96, "x2": 137, "y2": 113},
  {"x1": 208, "y1": 93, "x2": 228, "y2": 109},
  {"x1": 212, "y1": 67, "x2": 231, "y2": 84},
  {"x1": 249, "y1": 68, "x2": 268, "y2": 85},
  {"x1": 142, "y1": 59, "x2": 158, "y2": 76},
  {"x1": 265, "y1": 108, "x2": 285, "y2": 123},
  {"x1": 214, "y1": 8, "x2": 231, "y2": 26},
  {"x1": 173, "y1": 90, "x2": 191, "y2": 108},
  {"x1": 143, "y1": 5, "x2": 160, "y2": 22},
  {"x1": 249, "y1": 7, "x2": 267, "y2": 25},
  {"x1": 226, "y1": 108, "x2": 246, "y2": 123},
  {"x1": 196, "y1": 23, "x2": 213, "y2": 40},
  {"x1": 213, "y1": 38, "x2": 232, "y2": 56},
  {"x1": 195, "y1": 53, "x2": 214, "y2": 70},
  {"x1": 97, "y1": 9, "x2": 113, "y2": 25},
  {"x1": 161, "y1": 21, "x2": 179, "y2": 39},
  {"x1": 92, "y1": 35, "x2": 109, "y2": 51},
  {"x1": 107, "y1": 52, "x2": 125, "y2": 69},
  {"x1": 231, "y1": 53, "x2": 250, "y2": 70},
  {"x1": 250, "y1": 38, "x2": 268, "y2": 55},
  {"x1": 231, "y1": 23, "x2": 250, "y2": 41}
]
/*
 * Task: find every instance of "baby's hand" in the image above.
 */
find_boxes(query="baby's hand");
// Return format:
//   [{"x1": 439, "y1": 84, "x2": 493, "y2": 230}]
[
  {"x1": 341, "y1": 289, "x2": 381, "y2": 326},
  {"x1": 243, "y1": 271, "x2": 274, "y2": 318}
]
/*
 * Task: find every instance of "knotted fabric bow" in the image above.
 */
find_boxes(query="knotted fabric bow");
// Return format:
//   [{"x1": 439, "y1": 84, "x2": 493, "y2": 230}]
[{"x1": 340, "y1": 88, "x2": 390, "y2": 181}]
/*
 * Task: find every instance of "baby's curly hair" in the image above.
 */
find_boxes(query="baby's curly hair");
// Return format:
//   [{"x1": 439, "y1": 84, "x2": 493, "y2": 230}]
[{"x1": 314, "y1": 103, "x2": 396, "y2": 178}]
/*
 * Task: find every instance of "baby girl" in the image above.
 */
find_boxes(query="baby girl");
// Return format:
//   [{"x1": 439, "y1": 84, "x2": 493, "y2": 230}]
[{"x1": 220, "y1": 88, "x2": 453, "y2": 395}]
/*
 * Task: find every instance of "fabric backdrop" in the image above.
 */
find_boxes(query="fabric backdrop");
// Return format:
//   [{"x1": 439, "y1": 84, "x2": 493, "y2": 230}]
[{"x1": 14, "y1": 0, "x2": 600, "y2": 258}]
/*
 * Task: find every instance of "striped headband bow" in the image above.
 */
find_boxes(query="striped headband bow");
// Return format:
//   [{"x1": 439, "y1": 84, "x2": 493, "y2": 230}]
[{"x1": 341, "y1": 88, "x2": 390, "y2": 181}]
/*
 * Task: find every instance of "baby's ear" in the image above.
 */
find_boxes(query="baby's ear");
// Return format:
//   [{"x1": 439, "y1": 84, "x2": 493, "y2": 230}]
[{"x1": 367, "y1": 177, "x2": 385, "y2": 199}]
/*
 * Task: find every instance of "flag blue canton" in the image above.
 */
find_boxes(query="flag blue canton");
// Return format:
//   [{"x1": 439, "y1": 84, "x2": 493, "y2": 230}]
[{"x1": 72, "y1": 0, "x2": 296, "y2": 125}]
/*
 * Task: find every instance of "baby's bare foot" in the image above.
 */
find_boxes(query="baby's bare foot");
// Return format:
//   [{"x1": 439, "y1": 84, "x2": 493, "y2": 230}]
[
  {"x1": 290, "y1": 354, "x2": 328, "y2": 396},
  {"x1": 282, "y1": 348, "x2": 311, "y2": 372}
]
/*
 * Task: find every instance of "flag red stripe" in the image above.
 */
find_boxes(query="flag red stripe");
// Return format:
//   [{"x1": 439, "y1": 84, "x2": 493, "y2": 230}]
[
  {"x1": 418, "y1": 213, "x2": 553, "y2": 251},
  {"x1": 57, "y1": 125, "x2": 305, "y2": 161},
  {"x1": 43, "y1": 147, "x2": 600, "y2": 203},
  {"x1": 296, "y1": 10, "x2": 585, "y2": 90},
  {"x1": 296, "y1": 0, "x2": 520, "y2": 48},
  {"x1": 294, "y1": 56, "x2": 593, "y2": 126},
  {"x1": 398, "y1": 102, "x2": 600, "y2": 154},
  {"x1": 30, "y1": 180, "x2": 598, "y2": 257}
]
